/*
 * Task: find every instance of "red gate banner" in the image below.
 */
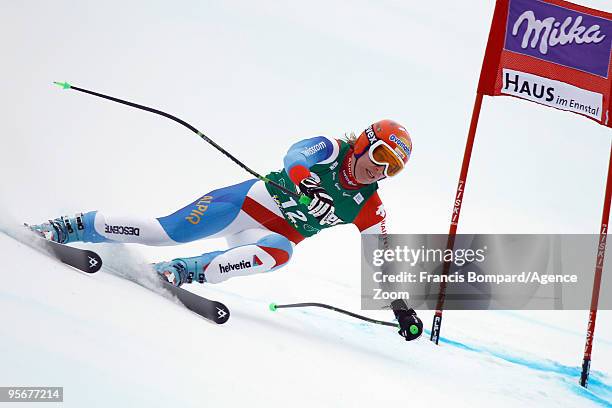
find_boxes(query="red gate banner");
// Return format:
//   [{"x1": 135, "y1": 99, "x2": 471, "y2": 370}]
[{"x1": 478, "y1": 0, "x2": 612, "y2": 127}]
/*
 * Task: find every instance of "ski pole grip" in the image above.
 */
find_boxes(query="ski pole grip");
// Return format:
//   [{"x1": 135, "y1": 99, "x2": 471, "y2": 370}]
[{"x1": 299, "y1": 195, "x2": 311, "y2": 205}]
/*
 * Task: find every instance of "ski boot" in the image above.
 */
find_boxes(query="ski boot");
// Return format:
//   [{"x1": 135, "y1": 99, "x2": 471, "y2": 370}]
[
  {"x1": 153, "y1": 251, "x2": 223, "y2": 287},
  {"x1": 28, "y1": 214, "x2": 87, "y2": 244},
  {"x1": 153, "y1": 259, "x2": 189, "y2": 287}
]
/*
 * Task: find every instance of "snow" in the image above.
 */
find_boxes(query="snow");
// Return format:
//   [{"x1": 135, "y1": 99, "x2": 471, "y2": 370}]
[
  {"x1": 1, "y1": 0, "x2": 611, "y2": 406},
  {"x1": 0, "y1": 227, "x2": 610, "y2": 407}
]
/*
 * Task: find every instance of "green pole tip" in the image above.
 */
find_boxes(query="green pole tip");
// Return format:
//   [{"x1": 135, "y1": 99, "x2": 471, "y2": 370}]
[
  {"x1": 409, "y1": 324, "x2": 420, "y2": 335},
  {"x1": 53, "y1": 81, "x2": 71, "y2": 90},
  {"x1": 298, "y1": 195, "x2": 311, "y2": 205},
  {"x1": 269, "y1": 303, "x2": 278, "y2": 312}
]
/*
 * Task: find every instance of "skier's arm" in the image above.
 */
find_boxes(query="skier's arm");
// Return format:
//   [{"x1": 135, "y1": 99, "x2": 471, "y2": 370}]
[
  {"x1": 353, "y1": 194, "x2": 390, "y2": 295},
  {"x1": 353, "y1": 192, "x2": 387, "y2": 235},
  {"x1": 354, "y1": 194, "x2": 423, "y2": 341},
  {"x1": 284, "y1": 136, "x2": 340, "y2": 225},
  {"x1": 283, "y1": 136, "x2": 340, "y2": 185}
]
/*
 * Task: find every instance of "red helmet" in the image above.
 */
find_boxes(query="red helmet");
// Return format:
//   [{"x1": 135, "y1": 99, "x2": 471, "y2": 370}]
[{"x1": 354, "y1": 119, "x2": 412, "y2": 177}]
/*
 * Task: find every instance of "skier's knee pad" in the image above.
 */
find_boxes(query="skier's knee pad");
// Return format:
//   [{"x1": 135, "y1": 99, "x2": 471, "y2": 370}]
[{"x1": 256, "y1": 233, "x2": 293, "y2": 270}]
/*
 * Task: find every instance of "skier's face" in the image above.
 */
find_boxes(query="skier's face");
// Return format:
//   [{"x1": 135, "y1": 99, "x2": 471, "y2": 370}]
[{"x1": 354, "y1": 153, "x2": 386, "y2": 184}]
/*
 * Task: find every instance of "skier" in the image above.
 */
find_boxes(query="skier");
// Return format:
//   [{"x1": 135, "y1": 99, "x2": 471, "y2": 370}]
[{"x1": 30, "y1": 119, "x2": 422, "y2": 341}]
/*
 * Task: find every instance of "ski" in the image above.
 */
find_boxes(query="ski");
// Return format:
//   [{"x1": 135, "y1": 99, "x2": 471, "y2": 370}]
[
  {"x1": 44, "y1": 239, "x2": 102, "y2": 273},
  {"x1": 20, "y1": 229, "x2": 103, "y2": 273},
  {"x1": 19, "y1": 227, "x2": 229, "y2": 324},
  {"x1": 157, "y1": 279, "x2": 230, "y2": 324},
  {"x1": 91, "y1": 257, "x2": 230, "y2": 324}
]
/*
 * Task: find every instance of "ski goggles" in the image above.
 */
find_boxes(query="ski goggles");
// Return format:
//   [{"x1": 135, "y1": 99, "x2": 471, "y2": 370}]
[{"x1": 368, "y1": 140, "x2": 406, "y2": 177}]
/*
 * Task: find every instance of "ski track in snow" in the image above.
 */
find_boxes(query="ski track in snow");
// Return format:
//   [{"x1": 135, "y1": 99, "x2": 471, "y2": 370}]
[
  {"x1": 224, "y1": 287, "x2": 612, "y2": 407},
  {"x1": 437, "y1": 336, "x2": 611, "y2": 407}
]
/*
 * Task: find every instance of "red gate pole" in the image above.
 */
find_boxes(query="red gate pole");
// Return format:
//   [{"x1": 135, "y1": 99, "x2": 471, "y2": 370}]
[
  {"x1": 580, "y1": 142, "x2": 612, "y2": 387},
  {"x1": 430, "y1": 93, "x2": 484, "y2": 344}
]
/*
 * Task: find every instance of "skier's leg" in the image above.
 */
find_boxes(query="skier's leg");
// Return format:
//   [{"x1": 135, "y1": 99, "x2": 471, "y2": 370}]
[
  {"x1": 152, "y1": 180, "x2": 302, "y2": 285},
  {"x1": 29, "y1": 179, "x2": 263, "y2": 245},
  {"x1": 30, "y1": 179, "x2": 300, "y2": 285},
  {"x1": 29, "y1": 211, "x2": 176, "y2": 245},
  {"x1": 153, "y1": 229, "x2": 293, "y2": 285}
]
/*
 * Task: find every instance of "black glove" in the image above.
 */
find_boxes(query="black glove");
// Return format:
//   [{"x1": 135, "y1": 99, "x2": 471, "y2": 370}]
[
  {"x1": 391, "y1": 299, "x2": 423, "y2": 341},
  {"x1": 298, "y1": 176, "x2": 339, "y2": 226}
]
